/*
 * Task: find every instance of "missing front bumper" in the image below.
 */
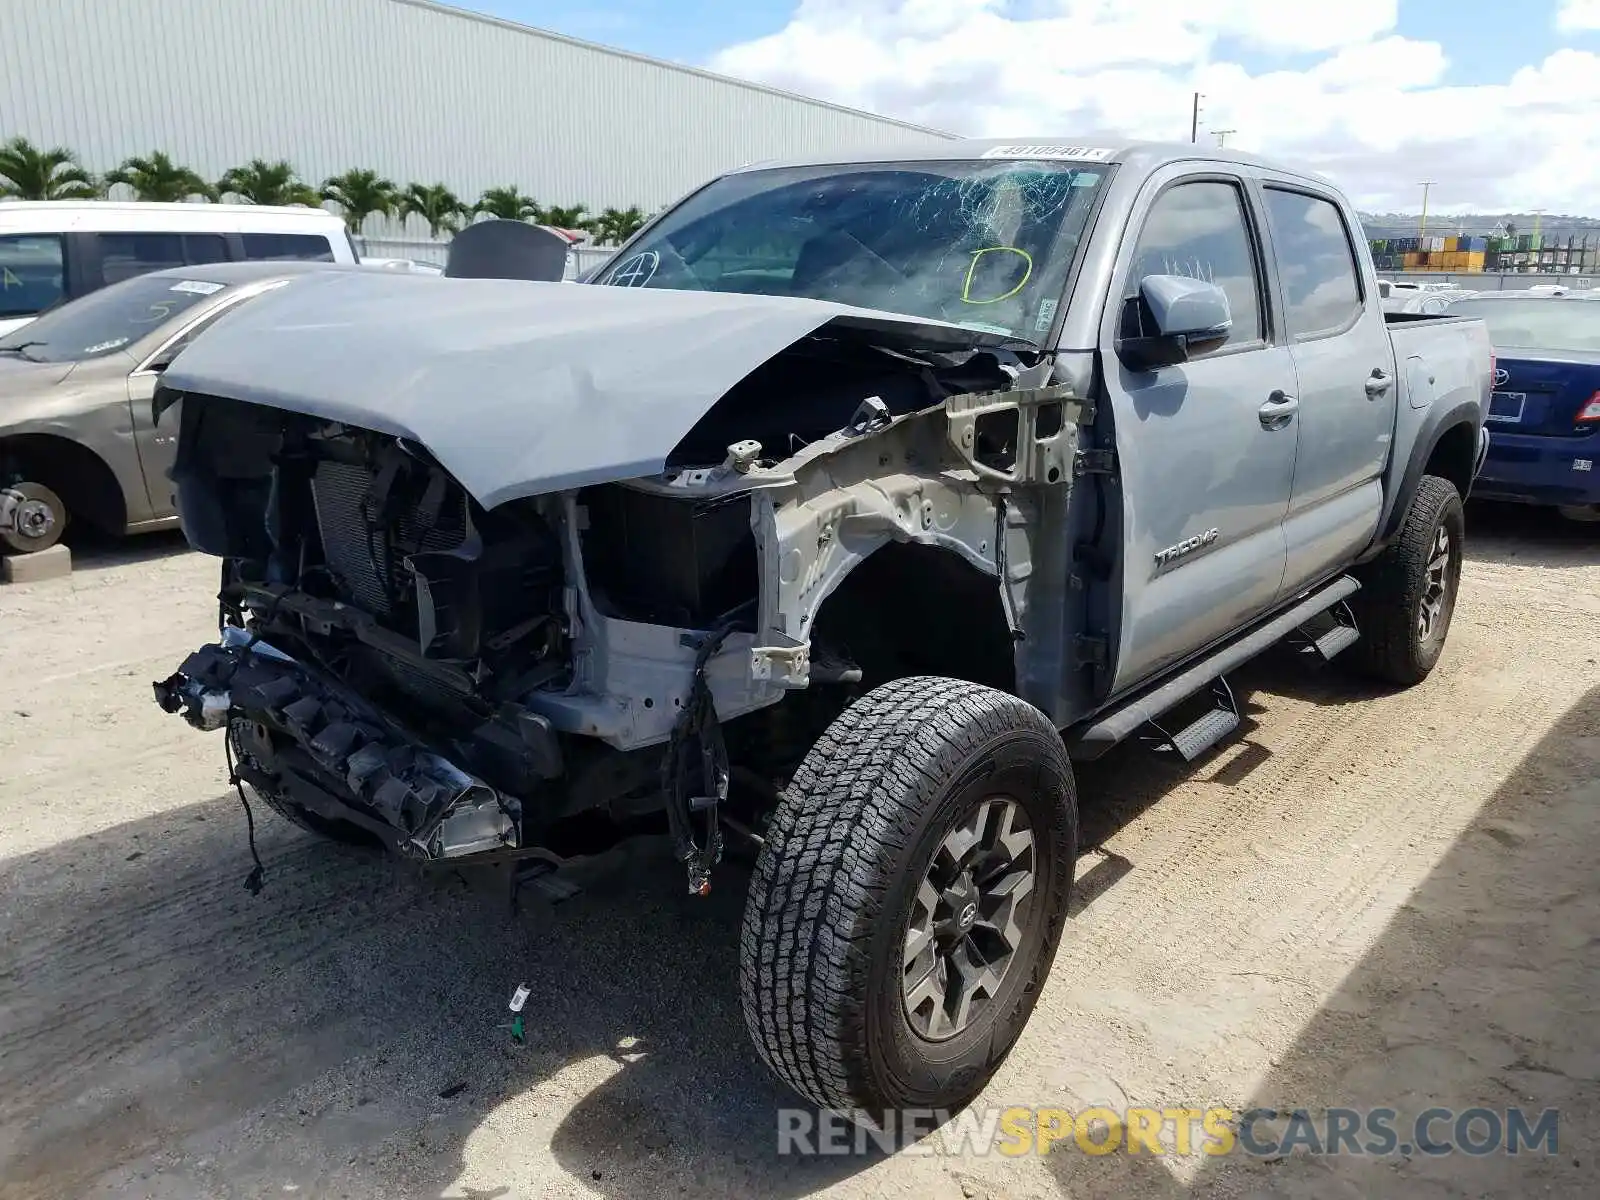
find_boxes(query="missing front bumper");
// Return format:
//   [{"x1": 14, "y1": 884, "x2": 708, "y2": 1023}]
[{"x1": 153, "y1": 631, "x2": 520, "y2": 860}]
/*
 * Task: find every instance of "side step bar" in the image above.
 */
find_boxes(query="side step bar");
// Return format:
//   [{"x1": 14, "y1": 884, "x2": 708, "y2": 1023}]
[
  {"x1": 1295, "y1": 598, "x2": 1360, "y2": 663},
  {"x1": 1068, "y1": 575, "x2": 1360, "y2": 760},
  {"x1": 1143, "y1": 677, "x2": 1240, "y2": 763}
]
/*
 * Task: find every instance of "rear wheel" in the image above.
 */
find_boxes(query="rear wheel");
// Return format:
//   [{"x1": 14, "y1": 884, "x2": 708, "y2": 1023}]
[
  {"x1": 1350, "y1": 474, "x2": 1464, "y2": 686},
  {"x1": 739, "y1": 677, "x2": 1077, "y2": 1116},
  {"x1": 0, "y1": 482, "x2": 67, "y2": 554}
]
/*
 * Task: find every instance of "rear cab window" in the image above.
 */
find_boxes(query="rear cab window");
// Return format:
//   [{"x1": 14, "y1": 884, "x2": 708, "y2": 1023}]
[
  {"x1": 1262, "y1": 189, "x2": 1365, "y2": 339},
  {"x1": 0, "y1": 234, "x2": 67, "y2": 321},
  {"x1": 241, "y1": 233, "x2": 336, "y2": 262}
]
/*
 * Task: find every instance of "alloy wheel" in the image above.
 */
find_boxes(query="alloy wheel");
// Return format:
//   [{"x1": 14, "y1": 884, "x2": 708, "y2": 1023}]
[
  {"x1": 902, "y1": 797, "x2": 1037, "y2": 1042},
  {"x1": 1417, "y1": 523, "x2": 1454, "y2": 645}
]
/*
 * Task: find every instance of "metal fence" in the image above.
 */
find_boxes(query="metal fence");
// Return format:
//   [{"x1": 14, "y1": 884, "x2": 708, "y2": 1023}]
[{"x1": 355, "y1": 236, "x2": 614, "y2": 280}]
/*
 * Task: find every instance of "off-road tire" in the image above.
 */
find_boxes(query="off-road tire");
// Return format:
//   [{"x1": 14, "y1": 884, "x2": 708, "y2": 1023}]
[
  {"x1": 739, "y1": 676, "x2": 1077, "y2": 1116},
  {"x1": 0, "y1": 482, "x2": 67, "y2": 555},
  {"x1": 1350, "y1": 474, "x2": 1465, "y2": 686}
]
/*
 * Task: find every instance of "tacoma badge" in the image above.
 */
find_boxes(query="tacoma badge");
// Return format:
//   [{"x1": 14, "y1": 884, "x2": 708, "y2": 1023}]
[{"x1": 1154, "y1": 527, "x2": 1220, "y2": 568}]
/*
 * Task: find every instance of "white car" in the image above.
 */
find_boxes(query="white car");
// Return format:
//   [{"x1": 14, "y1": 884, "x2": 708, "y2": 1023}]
[{"x1": 0, "y1": 200, "x2": 358, "y2": 337}]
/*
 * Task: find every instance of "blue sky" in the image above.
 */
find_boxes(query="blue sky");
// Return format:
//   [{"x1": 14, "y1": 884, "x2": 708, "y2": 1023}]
[
  {"x1": 464, "y1": 0, "x2": 1590, "y2": 87},
  {"x1": 464, "y1": 0, "x2": 790, "y2": 65},
  {"x1": 452, "y1": 1, "x2": 1600, "y2": 212}
]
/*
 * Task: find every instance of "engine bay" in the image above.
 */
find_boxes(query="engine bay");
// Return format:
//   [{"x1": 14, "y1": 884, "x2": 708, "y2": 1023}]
[{"x1": 151, "y1": 309, "x2": 1069, "y2": 889}]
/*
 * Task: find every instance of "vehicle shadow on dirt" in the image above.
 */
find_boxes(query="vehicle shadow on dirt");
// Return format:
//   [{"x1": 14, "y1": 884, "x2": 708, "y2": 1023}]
[
  {"x1": 1048, "y1": 682, "x2": 1600, "y2": 1200},
  {"x1": 1465, "y1": 500, "x2": 1598, "y2": 570},
  {"x1": 63, "y1": 527, "x2": 193, "y2": 573},
  {"x1": 6, "y1": 680, "x2": 1592, "y2": 1200},
  {"x1": 0, "y1": 790, "x2": 867, "y2": 1199}
]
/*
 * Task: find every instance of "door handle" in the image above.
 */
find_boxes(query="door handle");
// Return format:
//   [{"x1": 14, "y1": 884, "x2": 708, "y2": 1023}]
[
  {"x1": 1259, "y1": 390, "x2": 1298, "y2": 430},
  {"x1": 1365, "y1": 368, "x2": 1393, "y2": 397}
]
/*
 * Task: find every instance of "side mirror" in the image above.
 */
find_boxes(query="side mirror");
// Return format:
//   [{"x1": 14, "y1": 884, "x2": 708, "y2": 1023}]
[{"x1": 1117, "y1": 274, "x2": 1233, "y2": 370}]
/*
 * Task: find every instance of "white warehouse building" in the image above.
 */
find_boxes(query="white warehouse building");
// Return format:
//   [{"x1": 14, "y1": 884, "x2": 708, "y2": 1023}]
[{"x1": 1, "y1": 0, "x2": 952, "y2": 253}]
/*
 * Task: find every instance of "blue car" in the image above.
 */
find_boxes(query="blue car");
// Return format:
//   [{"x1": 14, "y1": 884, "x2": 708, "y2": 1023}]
[{"x1": 1444, "y1": 292, "x2": 1600, "y2": 521}]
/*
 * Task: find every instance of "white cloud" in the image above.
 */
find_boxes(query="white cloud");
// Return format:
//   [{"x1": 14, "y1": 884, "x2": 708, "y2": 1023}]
[
  {"x1": 710, "y1": 1, "x2": 1600, "y2": 214},
  {"x1": 1556, "y1": 0, "x2": 1600, "y2": 31}
]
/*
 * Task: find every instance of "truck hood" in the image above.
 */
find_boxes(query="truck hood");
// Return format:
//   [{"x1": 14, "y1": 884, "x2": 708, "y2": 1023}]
[{"x1": 161, "y1": 270, "x2": 1033, "y2": 508}]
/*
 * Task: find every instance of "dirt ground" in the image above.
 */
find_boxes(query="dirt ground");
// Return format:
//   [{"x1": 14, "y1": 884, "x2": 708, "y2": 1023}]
[{"x1": 1, "y1": 504, "x2": 1596, "y2": 1200}]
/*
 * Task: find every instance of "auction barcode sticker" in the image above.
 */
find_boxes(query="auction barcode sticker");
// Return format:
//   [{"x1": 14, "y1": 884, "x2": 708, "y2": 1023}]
[{"x1": 980, "y1": 145, "x2": 1116, "y2": 161}]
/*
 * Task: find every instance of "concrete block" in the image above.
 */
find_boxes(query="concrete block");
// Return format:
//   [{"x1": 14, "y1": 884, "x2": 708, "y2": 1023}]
[{"x1": 1, "y1": 544, "x2": 72, "y2": 584}]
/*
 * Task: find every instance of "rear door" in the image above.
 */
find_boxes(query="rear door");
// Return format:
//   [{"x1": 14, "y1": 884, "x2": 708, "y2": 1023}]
[
  {"x1": 1257, "y1": 183, "x2": 1396, "y2": 597},
  {"x1": 1100, "y1": 168, "x2": 1299, "y2": 693}
]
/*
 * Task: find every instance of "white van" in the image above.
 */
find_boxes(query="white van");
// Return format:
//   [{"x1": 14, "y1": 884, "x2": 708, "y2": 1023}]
[{"x1": 0, "y1": 201, "x2": 358, "y2": 336}]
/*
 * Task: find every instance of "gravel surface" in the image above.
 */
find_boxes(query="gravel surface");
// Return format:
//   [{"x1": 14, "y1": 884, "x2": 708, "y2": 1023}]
[{"x1": 1, "y1": 506, "x2": 1595, "y2": 1200}]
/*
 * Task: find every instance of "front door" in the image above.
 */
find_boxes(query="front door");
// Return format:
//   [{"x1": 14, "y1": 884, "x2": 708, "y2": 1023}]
[
  {"x1": 1100, "y1": 171, "x2": 1300, "y2": 694},
  {"x1": 1258, "y1": 184, "x2": 1396, "y2": 596},
  {"x1": 126, "y1": 367, "x2": 179, "y2": 519}
]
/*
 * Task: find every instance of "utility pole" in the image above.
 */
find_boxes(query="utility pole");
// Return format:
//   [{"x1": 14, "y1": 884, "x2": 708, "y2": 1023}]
[
  {"x1": 1190, "y1": 93, "x2": 1203, "y2": 143},
  {"x1": 1417, "y1": 182, "x2": 1436, "y2": 237},
  {"x1": 1213, "y1": 129, "x2": 1236, "y2": 148}
]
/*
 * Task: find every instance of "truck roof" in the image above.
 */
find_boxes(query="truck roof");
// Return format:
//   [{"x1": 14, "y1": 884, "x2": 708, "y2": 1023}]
[
  {"x1": 0, "y1": 199, "x2": 349, "y2": 236},
  {"x1": 732, "y1": 137, "x2": 1334, "y2": 188}
]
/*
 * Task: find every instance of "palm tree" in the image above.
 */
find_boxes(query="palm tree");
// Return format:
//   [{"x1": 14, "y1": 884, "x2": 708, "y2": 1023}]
[
  {"x1": 475, "y1": 185, "x2": 540, "y2": 222},
  {"x1": 0, "y1": 136, "x2": 99, "y2": 200},
  {"x1": 216, "y1": 158, "x2": 320, "y2": 206},
  {"x1": 401, "y1": 182, "x2": 468, "y2": 238},
  {"x1": 590, "y1": 206, "x2": 648, "y2": 245},
  {"x1": 321, "y1": 168, "x2": 398, "y2": 233},
  {"x1": 103, "y1": 151, "x2": 215, "y2": 202},
  {"x1": 538, "y1": 203, "x2": 590, "y2": 232}
]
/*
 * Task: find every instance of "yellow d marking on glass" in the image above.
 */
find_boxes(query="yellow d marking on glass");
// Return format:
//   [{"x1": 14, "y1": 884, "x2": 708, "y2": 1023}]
[{"x1": 962, "y1": 246, "x2": 1033, "y2": 304}]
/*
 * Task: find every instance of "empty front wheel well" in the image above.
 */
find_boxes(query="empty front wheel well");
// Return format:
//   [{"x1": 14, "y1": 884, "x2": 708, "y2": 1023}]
[
  {"x1": 1423, "y1": 421, "x2": 1477, "y2": 501},
  {"x1": 810, "y1": 541, "x2": 1017, "y2": 694},
  {"x1": 0, "y1": 435, "x2": 127, "y2": 534}
]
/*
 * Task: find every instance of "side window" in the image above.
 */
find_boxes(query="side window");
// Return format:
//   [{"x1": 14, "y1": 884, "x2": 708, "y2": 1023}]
[
  {"x1": 1263, "y1": 189, "x2": 1363, "y2": 338},
  {"x1": 1125, "y1": 180, "x2": 1264, "y2": 351},
  {"x1": 241, "y1": 233, "x2": 335, "y2": 262},
  {"x1": 97, "y1": 232, "x2": 188, "y2": 285},
  {"x1": 182, "y1": 234, "x2": 229, "y2": 266},
  {"x1": 0, "y1": 234, "x2": 65, "y2": 319}
]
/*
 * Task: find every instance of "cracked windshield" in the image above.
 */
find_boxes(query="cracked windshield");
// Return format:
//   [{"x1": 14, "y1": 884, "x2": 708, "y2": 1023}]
[{"x1": 592, "y1": 159, "x2": 1108, "y2": 341}]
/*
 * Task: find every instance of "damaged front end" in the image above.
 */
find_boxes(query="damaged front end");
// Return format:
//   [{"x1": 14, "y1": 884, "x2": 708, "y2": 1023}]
[
  {"x1": 155, "y1": 631, "x2": 520, "y2": 861},
  {"x1": 147, "y1": 272, "x2": 1088, "y2": 895}
]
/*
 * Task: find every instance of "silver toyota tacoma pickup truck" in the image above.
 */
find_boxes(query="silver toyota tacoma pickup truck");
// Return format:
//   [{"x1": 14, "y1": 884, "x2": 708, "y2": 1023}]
[{"x1": 149, "y1": 140, "x2": 1491, "y2": 1121}]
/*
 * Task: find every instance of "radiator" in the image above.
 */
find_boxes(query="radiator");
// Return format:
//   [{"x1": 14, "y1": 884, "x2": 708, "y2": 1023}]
[{"x1": 309, "y1": 460, "x2": 468, "y2": 616}]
